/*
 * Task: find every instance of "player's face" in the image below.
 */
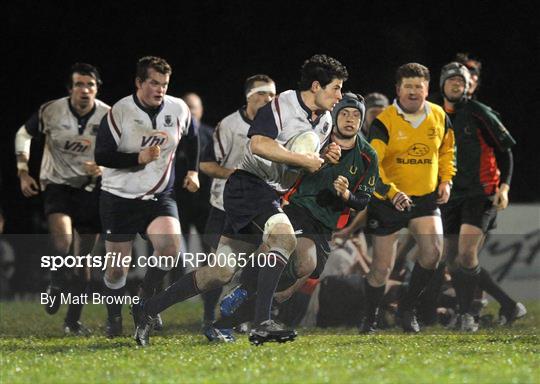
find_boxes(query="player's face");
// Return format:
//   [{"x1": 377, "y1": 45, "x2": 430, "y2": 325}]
[
  {"x1": 184, "y1": 94, "x2": 203, "y2": 121},
  {"x1": 365, "y1": 106, "x2": 385, "y2": 129},
  {"x1": 444, "y1": 75, "x2": 466, "y2": 102},
  {"x1": 468, "y1": 73, "x2": 479, "y2": 96},
  {"x1": 69, "y1": 73, "x2": 97, "y2": 109},
  {"x1": 315, "y1": 78, "x2": 343, "y2": 111},
  {"x1": 396, "y1": 77, "x2": 429, "y2": 114},
  {"x1": 337, "y1": 107, "x2": 361, "y2": 138},
  {"x1": 136, "y1": 68, "x2": 169, "y2": 108},
  {"x1": 247, "y1": 81, "x2": 276, "y2": 113}
]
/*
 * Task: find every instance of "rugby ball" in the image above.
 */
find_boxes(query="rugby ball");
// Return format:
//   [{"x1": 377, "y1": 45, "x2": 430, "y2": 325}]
[{"x1": 281, "y1": 131, "x2": 321, "y2": 187}]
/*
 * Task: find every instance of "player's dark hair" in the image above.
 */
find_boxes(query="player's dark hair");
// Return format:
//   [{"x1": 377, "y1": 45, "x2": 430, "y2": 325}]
[
  {"x1": 395, "y1": 63, "x2": 430, "y2": 85},
  {"x1": 244, "y1": 74, "x2": 274, "y2": 96},
  {"x1": 136, "y1": 56, "x2": 172, "y2": 81},
  {"x1": 455, "y1": 52, "x2": 482, "y2": 77},
  {"x1": 298, "y1": 54, "x2": 348, "y2": 91},
  {"x1": 67, "y1": 63, "x2": 102, "y2": 89}
]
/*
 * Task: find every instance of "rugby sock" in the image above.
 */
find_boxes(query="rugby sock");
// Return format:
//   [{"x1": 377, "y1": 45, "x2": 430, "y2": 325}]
[
  {"x1": 456, "y1": 266, "x2": 481, "y2": 314},
  {"x1": 417, "y1": 262, "x2": 446, "y2": 324},
  {"x1": 140, "y1": 267, "x2": 168, "y2": 299},
  {"x1": 65, "y1": 279, "x2": 88, "y2": 324},
  {"x1": 144, "y1": 271, "x2": 200, "y2": 316},
  {"x1": 478, "y1": 267, "x2": 516, "y2": 310},
  {"x1": 239, "y1": 265, "x2": 260, "y2": 295},
  {"x1": 400, "y1": 262, "x2": 435, "y2": 311},
  {"x1": 253, "y1": 250, "x2": 288, "y2": 325},
  {"x1": 202, "y1": 287, "x2": 223, "y2": 322},
  {"x1": 103, "y1": 285, "x2": 125, "y2": 319},
  {"x1": 364, "y1": 280, "x2": 385, "y2": 321}
]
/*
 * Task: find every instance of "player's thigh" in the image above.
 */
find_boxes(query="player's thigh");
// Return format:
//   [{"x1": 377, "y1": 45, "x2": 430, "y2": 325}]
[{"x1": 409, "y1": 215, "x2": 443, "y2": 266}]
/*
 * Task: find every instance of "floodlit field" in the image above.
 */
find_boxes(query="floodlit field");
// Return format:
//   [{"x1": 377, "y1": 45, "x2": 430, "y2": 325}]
[{"x1": 1, "y1": 300, "x2": 538, "y2": 383}]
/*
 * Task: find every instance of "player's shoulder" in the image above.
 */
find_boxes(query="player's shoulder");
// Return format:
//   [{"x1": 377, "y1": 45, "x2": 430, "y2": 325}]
[
  {"x1": 40, "y1": 96, "x2": 69, "y2": 115},
  {"x1": 95, "y1": 99, "x2": 111, "y2": 110},
  {"x1": 164, "y1": 95, "x2": 189, "y2": 112},
  {"x1": 218, "y1": 109, "x2": 246, "y2": 130},
  {"x1": 374, "y1": 104, "x2": 396, "y2": 124},
  {"x1": 427, "y1": 101, "x2": 446, "y2": 117},
  {"x1": 111, "y1": 95, "x2": 135, "y2": 110},
  {"x1": 358, "y1": 135, "x2": 378, "y2": 159},
  {"x1": 466, "y1": 99, "x2": 502, "y2": 122}
]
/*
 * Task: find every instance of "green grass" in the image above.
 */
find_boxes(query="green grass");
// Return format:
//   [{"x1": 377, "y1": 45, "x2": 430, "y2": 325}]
[{"x1": 1, "y1": 300, "x2": 539, "y2": 383}]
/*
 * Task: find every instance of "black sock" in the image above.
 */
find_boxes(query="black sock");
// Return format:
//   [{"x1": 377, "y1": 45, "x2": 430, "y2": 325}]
[
  {"x1": 65, "y1": 279, "x2": 87, "y2": 324},
  {"x1": 456, "y1": 266, "x2": 480, "y2": 314},
  {"x1": 478, "y1": 267, "x2": 516, "y2": 309},
  {"x1": 239, "y1": 265, "x2": 259, "y2": 295},
  {"x1": 418, "y1": 261, "x2": 446, "y2": 308},
  {"x1": 364, "y1": 280, "x2": 385, "y2": 321},
  {"x1": 202, "y1": 287, "x2": 223, "y2": 322},
  {"x1": 140, "y1": 267, "x2": 168, "y2": 299},
  {"x1": 253, "y1": 251, "x2": 287, "y2": 325},
  {"x1": 144, "y1": 271, "x2": 200, "y2": 316},
  {"x1": 214, "y1": 296, "x2": 257, "y2": 329},
  {"x1": 400, "y1": 262, "x2": 435, "y2": 311},
  {"x1": 103, "y1": 285, "x2": 125, "y2": 319}
]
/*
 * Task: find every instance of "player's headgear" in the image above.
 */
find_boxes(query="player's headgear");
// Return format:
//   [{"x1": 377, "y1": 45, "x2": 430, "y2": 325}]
[
  {"x1": 440, "y1": 62, "x2": 471, "y2": 100},
  {"x1": 331, "y1": 92, "x2": 365, "y2": 128},
  {"x1": 364, "y1": 92, "x2": 389, "y2": 111}
]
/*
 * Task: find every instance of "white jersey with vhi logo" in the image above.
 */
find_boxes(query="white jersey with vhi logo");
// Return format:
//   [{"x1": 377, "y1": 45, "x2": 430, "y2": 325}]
[
  {"x1": 26, "y1": 96, "x2": 110, "y2": 189},
  {"x1": 100, "y1": 94, "x2": 192, "y2": 199}
]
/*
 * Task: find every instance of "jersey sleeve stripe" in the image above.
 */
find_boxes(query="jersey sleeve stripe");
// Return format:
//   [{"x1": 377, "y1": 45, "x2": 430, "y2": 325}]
[
  {"x1": 108, "y1": 109, "x2": 122, "y2": 142},
  {"x1": 273, "y1": 95, "x2": 283, "y2": 132}
]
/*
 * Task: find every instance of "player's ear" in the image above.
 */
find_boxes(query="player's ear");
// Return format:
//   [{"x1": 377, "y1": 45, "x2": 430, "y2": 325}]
[
  {"x1": 310, "y1": 80, "x2": 321, "y2": 93},
  {"x1": 135, "y1": 77, "x2": 143, "y2": 90}
]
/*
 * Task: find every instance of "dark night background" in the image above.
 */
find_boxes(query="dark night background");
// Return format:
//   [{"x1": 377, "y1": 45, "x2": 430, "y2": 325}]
[{"x1": 1, "y1": 0, "x2": 538, "y2": 234}]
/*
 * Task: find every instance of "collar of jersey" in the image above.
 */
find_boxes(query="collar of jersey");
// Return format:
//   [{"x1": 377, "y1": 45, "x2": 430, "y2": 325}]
[
  {"x1": 67, "y1": 97, "x2": 96, "y2": 121},
  {"x1": 132, "y1": 94, "x2": 165, "y2": 118},
  {"x1": 239, "y1": 106, "x2": 253, "y2": 125},
  {"x1": 295, "y1": 90, "x2": 324, "y2": 126}
]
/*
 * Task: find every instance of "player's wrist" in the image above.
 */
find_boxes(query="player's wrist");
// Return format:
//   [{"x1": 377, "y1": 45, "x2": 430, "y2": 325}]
[{"x1": 17, "y1": 161, "x2": 29, "y2": 177}]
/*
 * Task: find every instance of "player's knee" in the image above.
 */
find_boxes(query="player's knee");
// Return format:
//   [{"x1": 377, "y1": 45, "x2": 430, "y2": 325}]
[
  {"x1": 370, "y1": 264, "x2": 392, "y2": 286},
  {"x1": 458, "y1": 248, "x2": 479, "y2": 269},
  {"x1": 51, "y1": 236, "x2": 71, "y2": 256},
  {"x1": 266, "y1": 223, "x2": 296, "y2": 254},
  {"x1": 104, "y1": 269, "x2": 127, "y2": 289},
  {"x1": 214, "y1": 265, "x2": 236, "y2": 285},
  {"x1": 295, "y1": 253, "x2": 316, "y2": 278}
]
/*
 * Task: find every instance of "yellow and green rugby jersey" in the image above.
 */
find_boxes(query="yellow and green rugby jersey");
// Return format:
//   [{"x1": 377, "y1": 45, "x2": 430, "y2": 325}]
[{"x1": 369, "y1": 101, "x2": 456, "y2": 200}]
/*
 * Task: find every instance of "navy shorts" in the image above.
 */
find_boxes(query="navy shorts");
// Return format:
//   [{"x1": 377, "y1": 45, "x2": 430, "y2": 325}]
[
  {"x1": 204, "y1": 206, "x2": 227, "y2": 250},
  {"x1": 365, "y1": 191, "x2": 440, "y2": 236},
  {"x1": 283, "y1": 203, "x2": 331, "y2": 279},
  {"x1": 441, "y1": 194, "x2": 497, "y2": 234},
  {"x1": 100, "y1": 190, "x2": 179, "y2": 242},
  {"x1": 43, "y1": 183, "x2": 101, "y2": 233},
  {"x1": 222, "y1": 170, "x2": 282, "y2": 244}
]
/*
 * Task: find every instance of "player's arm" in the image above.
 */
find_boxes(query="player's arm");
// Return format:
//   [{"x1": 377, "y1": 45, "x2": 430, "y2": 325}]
[
  {"x1": 475, "y1": 109, "x2": 515, "y2": 210},
  {"x1": 200, "y1": 122, "x2": 235, "y2": 179},
  {"x1": 248, "y1": 102, "x2": 323, "y2": 173},
  {"x1": 181, "y1": 113, "x2": 200, "y2": 192},
  {"x1": 15, "y1": 112, "x2": 41, "y2": 197},
  {"x1": 95, "y1": 111, "x2": 150, "y2": 168},
  {"x1": 334, "y1": 150, "x2": 379, "y2": 211},
  {"x1": 437, "y1": 115, "x2": 456, "y2": 204}
]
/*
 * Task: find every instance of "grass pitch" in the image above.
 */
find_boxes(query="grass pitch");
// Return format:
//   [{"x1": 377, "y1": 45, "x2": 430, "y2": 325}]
[{"x1": 1, "y1": 300, "x2": 538, "y2": 383}]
